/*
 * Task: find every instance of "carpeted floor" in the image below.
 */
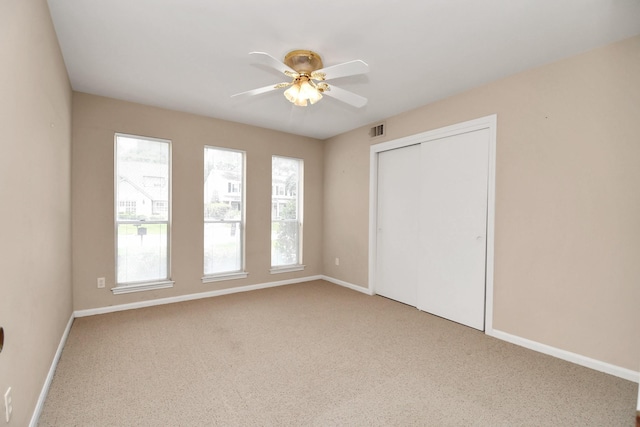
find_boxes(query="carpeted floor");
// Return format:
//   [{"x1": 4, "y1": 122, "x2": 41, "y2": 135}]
[{"x1": 39, "y1": 280, "x2": 637, "y2": 426}]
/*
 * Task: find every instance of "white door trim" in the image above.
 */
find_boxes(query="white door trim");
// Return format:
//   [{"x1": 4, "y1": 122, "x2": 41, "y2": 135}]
[{"x1": 368, "y1": 114, "x2": 497, "y2": 333}]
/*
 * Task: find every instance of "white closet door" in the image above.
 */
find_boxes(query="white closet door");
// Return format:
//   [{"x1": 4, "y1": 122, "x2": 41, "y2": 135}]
[
  {"x1": 375, "y1": 144, "x2": 421, "y2": 306},
  {"x1": 417, "y1": 129, "x2": 490, "y2": 330}
]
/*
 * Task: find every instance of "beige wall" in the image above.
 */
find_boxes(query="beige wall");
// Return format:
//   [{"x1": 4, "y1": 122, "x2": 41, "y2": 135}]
[
  {"x1": 72, "y1": 93, "x2": 323, "y2": 310},
  {"x1": 0, "y1": 0, "x2": 73, "y2": 425},
  {"x1": 324, "y1": 36, "x2": 640, "y2": 372}
]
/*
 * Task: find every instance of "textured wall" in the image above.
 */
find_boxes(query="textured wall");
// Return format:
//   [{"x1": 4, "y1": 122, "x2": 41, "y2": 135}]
[
  {"x1": 323, "y1": 36, "x2": 640, "y2": 372},
  {"x1": 0, "y1": 0, "x2": 73, "y2": 425},
  {"x1": 72, "y1": 93, "x2": 324, "y2": 310}
]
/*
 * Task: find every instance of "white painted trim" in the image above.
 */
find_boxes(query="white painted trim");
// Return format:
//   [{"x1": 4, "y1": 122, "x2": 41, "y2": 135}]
[
  {"x1": 484, "y1": 115, "x2": 497, "y2": 334},
  {"x1": 201, "y1": 272, "x2": 248, "y2": 283},
  {"x1": 111, "y1": 280, "x2": 174, "y2": 295},
  {"x1": 269, "y1": 264, "x2": 306, "y2": 274},
  {"x1": 369, "y1": 114, "x2": 497, "y2": 333},
  {"x1": 368, "y1": 147, "x2": 378, "y2": 296},
  {"x1": 75, "y1": 275, "x2": 323, "y2": 317},
  {"x1": 29, "y1": 314, "x2": 74, "y2": 427},
  {"x1": 322, "y1": 276, "x2": 374, "y2": 295},
  {"x1": 489, "y1": 329, "x2": 640, "y2": 383},
  {"x1": 370, "y1": 115, "x2": 497, "y2": 154}
]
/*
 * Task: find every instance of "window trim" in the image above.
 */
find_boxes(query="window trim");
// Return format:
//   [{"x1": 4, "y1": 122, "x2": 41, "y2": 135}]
[
  {"x1": 111, "y1": 279, "x2": 175, "y2": 295},
  {"x1": 113, "y1": 133, "x2": 173, "y2": 293},
  {"x1": 202, "y1": 145, "x2": 247, "y2": 282},
  {"x1": 269, "y1": 264, "x2": 306, "y2": 274},
  {"x1": 202, "y1": 271, "x2": 249, "y2": 283},
  {"x1": 270, "y1": 155, "x2": 304, "y2": 270}
]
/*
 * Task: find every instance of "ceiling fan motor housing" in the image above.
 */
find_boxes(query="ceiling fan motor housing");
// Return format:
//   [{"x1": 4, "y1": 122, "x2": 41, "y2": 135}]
[{"x1": 284, "y1": 50, "x2": 323, "y2": 74}]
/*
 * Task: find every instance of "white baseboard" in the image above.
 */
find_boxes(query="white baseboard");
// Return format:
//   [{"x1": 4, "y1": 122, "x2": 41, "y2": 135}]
[
  {"x1": 322, "y1": 275, "x2": 373, "y2": 295},
  {"x1": 30, "y1": 313, "x2": 74, "y2": 427},
  {"x1": 74, "y1": 275, "x2": 324, "y2": 317},
  {"x1": 489, "y1": 329, "x2": 639, "y2": 383}
]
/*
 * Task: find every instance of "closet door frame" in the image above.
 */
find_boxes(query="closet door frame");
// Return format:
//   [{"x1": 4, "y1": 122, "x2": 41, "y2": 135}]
[{"x1": 368, "y1": 114, "x2": 497, "y2": 333}]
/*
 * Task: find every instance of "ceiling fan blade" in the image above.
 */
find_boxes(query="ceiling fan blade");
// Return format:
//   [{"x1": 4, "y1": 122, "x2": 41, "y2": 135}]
[
  {"x1": 322, "y1": 85, "x2": 368, "y2": 108},
  {"x1": 316, "y1": 60, "x2": 369, "y2": 81},
  {"x1": 249, "y1": 51, "x2": 295, "y2": 75},
  {"x1": 231, "y1": 84, "x2": 283, "y2": 100}
]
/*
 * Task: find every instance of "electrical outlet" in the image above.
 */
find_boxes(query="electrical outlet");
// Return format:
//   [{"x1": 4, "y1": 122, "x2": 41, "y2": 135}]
[
  {"x1": 335, "y1": 258, "x2": 340, "y2": 266},
  {"x1": 97, "y1": 277, "x2": 105, "y2": 288},
  {"x1": 4, "y1": 387, "x2": 12, "y2": 423}
]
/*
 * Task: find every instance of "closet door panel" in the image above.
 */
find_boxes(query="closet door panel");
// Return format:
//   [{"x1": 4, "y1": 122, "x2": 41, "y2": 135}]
[
  {"x1": 375, "y1": 144, "x2": 421, "y2": 306},
  {"x1": 417, "y1": 129, "x2": 490, "y2": 330}
]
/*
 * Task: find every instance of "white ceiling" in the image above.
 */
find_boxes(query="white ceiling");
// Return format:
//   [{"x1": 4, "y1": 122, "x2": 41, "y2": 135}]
[{"x1": 47, "y1": 0, "x2": 640, "y2": 140}]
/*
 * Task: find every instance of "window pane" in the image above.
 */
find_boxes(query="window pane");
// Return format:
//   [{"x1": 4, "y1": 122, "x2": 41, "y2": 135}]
[
  {"x1": 272, "y1": 156, "x2": 302, "y2": 267},
  {"x1": 117, "y1": 223, "x2": 168, "y2": 283},
  {"x1": 271, "y1": 221, "x2": 299, "y2": 266},
  {"x1": 116, "y1": 136, "x2": 169, "y2": 222},
  {"x1": 204, "y1": 148, "x2": 243, "y2": 221},
  {"x1": 204, "y1": 222, "x2": 242, "y2": 275},
  {"x1": 275, "y1": 199, "x2": 297, "y2": 220},
  {"x1": 204, "y1": 147, "x2": 245, "y2": 276},
  {"x1": 272, "y1": 157, "x2": 299, "y2": 221}
]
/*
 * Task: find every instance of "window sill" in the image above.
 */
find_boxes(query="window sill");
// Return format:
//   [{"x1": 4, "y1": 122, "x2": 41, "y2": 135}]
[
  {"x1": 201, "y1": 272, "x2": 249, "y2": 283},
  {"x1": 269, "y1": 265, "x2": 306, "y2": 274},
  {"x1": 111, "y1": 280, "x2": 175, "y2": 295}
]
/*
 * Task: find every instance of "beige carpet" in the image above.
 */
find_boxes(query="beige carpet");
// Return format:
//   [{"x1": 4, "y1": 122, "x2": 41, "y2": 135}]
[{"x1": 39, "y1": 280, "x2": 637, "y2": 426}]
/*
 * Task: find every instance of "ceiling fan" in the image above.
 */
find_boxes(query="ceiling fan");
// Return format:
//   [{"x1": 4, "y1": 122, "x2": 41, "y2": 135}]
[{"x1": 231, "y1": 50, "x2": 369, "y2": 108}]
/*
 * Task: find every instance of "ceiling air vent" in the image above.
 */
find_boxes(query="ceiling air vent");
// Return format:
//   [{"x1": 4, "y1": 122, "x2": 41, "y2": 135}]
[{"x1": 369, "y1": 122, "x2": 385, "y2": 138}]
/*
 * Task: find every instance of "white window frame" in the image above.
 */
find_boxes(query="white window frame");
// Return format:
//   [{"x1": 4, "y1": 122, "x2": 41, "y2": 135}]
[
  {"x1": 113, "y1": 133, "x2": 174, "y2": 294},
  {"x1": 270, "y1": 155, "x2": 305, "y2": 274},
  {"x1": 202, "y1": 146, "x2": 248, "y2": 283}
]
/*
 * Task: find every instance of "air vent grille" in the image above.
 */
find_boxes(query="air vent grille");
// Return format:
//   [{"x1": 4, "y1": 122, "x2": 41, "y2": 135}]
[{"x1": 370, "y1": 123, "x2": 385, "y2": 138}]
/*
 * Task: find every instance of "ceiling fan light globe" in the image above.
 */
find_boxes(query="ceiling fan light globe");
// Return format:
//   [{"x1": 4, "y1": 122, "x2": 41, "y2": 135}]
[
  {"x1": 283, "y1": 84, "x2": 299, "y2": 104},
  {"x1": 308, "y1": 89, "x2": 322, "y2": 105},
  {"x1": 299, "y1": 80, "x2": 322, "y2": 105},
  {"x1": 309, "y1": 95, "x2": 321, "y2": 105},
  {"x1": 298, "y1": 80, "x2": 313, "y2": 97},
  {"x1": 283, "y1": 79, "x2": 321, "y2": 107}
]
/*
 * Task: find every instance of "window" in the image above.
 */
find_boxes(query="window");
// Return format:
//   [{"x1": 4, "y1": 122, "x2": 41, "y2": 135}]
[
  {"x1": 114, "y1": 134, "x2": 173, "y2": 293},
  {"x1": 228, "y1": 182, "x2": 240, "y2": 194},
  {"x1": 271, "y1": 156, "x2": 303, "y2": 272},
  {"x1": 152, "y1": 200, "x2": 168, "y2": 215},
  {"x1": 203, "y1": 146, "x2": 247, "y2": 281},
  {"x1": 118, "y1": 200, "x2": 137, "y2": 215}
]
